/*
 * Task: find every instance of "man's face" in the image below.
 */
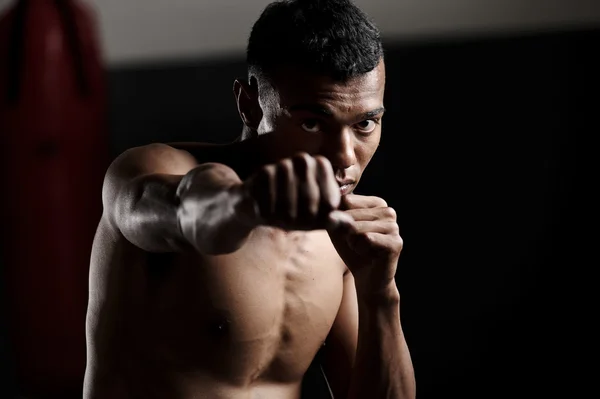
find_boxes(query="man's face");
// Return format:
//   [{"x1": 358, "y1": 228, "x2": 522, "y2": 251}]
[{"x1": 252, "y1": 60, "x2": 385, "y2": 195}]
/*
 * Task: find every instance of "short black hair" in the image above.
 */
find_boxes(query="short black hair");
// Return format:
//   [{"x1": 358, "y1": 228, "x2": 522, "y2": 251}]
[{"x1": 247, "y1": 0, "x2": 383, "y2": 82}]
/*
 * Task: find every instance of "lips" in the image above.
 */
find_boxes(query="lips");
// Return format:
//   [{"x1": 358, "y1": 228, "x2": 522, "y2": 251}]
[{"x1": 337, "y1": 180, "x2": 355, "y2": 195}]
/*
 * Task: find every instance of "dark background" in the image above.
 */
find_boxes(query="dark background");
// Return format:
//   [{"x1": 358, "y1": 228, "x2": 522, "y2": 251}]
[{"x1": 2, "y1": 26, "x2": 596, "y2": 398}]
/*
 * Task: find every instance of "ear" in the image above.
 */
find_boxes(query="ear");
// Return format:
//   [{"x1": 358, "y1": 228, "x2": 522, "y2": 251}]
[{"x1": 233, "y1": 78, "x2": 262, "y2": 130}]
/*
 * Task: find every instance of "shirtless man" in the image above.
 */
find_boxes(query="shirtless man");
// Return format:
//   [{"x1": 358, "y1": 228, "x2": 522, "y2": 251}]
[{"x1": 84, "y1": 1, "x2": 415, "y2": 398}]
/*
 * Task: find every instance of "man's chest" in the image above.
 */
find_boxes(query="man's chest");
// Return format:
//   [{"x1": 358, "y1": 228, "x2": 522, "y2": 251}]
[{"x1": 145, "y1": 228, "x2": 346, "y2": 381}]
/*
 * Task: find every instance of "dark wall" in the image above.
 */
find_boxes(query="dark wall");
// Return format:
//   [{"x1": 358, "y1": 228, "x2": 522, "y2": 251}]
[{"x1": 2, "y1": 27, "x2": 596, "y2": 398}]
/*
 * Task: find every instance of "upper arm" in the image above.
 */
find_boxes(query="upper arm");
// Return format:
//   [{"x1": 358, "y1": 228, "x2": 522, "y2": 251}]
[
  {"x1": 321, "y1": 269, "x2": 359, "y2": 399},
  {"x1": 102, "y1": 143, "x2": 198, "y2": 224}
]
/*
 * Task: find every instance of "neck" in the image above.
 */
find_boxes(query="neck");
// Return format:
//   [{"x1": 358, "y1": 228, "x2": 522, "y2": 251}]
[
  {"x1": 226, "y1": 137, "x2": 267, "y2": 180},
  {"x1": 229, "y1": 129, "x2": 289, "y2": 178}
]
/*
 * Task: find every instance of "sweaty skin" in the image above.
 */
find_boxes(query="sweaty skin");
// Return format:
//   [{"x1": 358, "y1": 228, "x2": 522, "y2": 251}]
[{"x1": 84, "y1": 61, "x2": 415, "y2": 399}]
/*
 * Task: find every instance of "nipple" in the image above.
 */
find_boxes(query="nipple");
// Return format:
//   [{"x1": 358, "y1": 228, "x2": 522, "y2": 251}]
[{"x1": 208, "y1": 317, "x2": 231, "y2": 338}]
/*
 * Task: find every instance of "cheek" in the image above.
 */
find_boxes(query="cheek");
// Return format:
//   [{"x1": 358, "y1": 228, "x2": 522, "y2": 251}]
[{"x1": 355, "y1": 137, "x2": 379, "y2": 165}]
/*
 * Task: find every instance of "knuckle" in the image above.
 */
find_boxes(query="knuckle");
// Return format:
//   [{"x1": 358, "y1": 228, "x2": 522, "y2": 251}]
[
  {"x1": 292, "y1": 152, "x2": 316, "y2": 179},
  {"x1": 383, "y1": 206, "x2": 396, "y2": 220},
  {"x1": 363, "y1": 232, "x2": 377, "y2": 244},
  {"x1": 276, "y1": 161, "x2": 295, "y2": 185},
  {"x1": 293, "y1": 152, "x2": 312, "y2": 164},
  {"x1": 395, "y1": 236, "x2": 404, "y2": 252},
  {"x1": 375, "y1": 197, "x2": 388, "y2": 208},
  {"x1": 261, "y1": 164, "x2": 276, "y2": 179},
  {"x1": 252, "y1": 166, "x2": 274, "y2": 193},
  {"x1": 304, "y1": 155, "x2": 317, "y2": 172},
  {"x1": 314, "y1": 155, "x2": 332, "y2": 169},
  {"x1": 279, "y1": 158, "x2": 294, "y2": 172}
]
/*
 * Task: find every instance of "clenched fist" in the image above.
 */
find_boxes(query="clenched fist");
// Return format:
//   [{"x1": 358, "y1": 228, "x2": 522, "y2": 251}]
[
  {"x1": 327, "y1": 194, "x2": 403, "y2": 297},
  {"x1": 240, "y1": 152, "x2": 344, "y2": 230}
]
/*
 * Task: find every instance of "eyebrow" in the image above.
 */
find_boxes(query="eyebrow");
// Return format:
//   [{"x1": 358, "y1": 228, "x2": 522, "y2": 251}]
[
  {"x1": 286, "y1": 104, "x2": 386, "y2": 120},
  {"x1": 359, "y1": 107, "x2": 386, "y2": 120}
]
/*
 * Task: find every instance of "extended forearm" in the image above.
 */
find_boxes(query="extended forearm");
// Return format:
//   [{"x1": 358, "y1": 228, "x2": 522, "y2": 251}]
[
  {"x1": 114, "y1": 173, "x2": 185, "y2": 252},
  {"x1": 175, "y1": 163, "x2": 256, "y2": 255},
  {"x1": 114, "y1": 163, "x2": 255, "y2": 254},
  {"x1": 347, "y1": 287, "x2": 416, "y2": 399}
]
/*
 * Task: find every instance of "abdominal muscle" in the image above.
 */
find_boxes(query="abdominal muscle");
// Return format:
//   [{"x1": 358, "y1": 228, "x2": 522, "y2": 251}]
[{"x1": 85, "y1": 221, "x2": 345, "y2": 399}]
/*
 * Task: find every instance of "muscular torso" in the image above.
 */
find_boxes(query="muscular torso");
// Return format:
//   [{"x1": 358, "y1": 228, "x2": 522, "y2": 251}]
[{"x1": 84, "y1": 144, "x2": 346, "y2": 399}]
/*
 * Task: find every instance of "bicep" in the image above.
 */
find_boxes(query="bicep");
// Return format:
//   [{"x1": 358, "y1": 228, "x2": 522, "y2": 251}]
[{"x1": 322, "y1": 269, "x2": 359, "y2": 399}]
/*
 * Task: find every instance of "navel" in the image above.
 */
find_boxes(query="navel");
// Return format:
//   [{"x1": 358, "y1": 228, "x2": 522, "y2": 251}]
[{"x1": 281, "y1": 327, "x2": 292, "y2": 344}]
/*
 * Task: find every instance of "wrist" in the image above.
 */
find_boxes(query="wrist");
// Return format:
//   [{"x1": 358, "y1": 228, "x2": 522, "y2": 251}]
[
  {"x1": 228, "y1": 183, "x2": 260, "y2": 230},
  {"x1": 356, "y1": 280, "x2": 400, "y2": 308}
]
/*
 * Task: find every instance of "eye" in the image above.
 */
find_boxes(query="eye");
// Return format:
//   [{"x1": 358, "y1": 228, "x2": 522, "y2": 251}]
[
  {"x1": 301, "y1": 119, "x2": 321, "y2": 133},
  {"x1": 355, "y1": 119, "x2": 378, "y2": 133}
]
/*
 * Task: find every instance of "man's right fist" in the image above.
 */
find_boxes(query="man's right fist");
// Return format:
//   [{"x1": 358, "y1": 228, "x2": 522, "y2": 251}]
[{"x1": 240, "y1": 153, "x2": 342, "y2": 231}]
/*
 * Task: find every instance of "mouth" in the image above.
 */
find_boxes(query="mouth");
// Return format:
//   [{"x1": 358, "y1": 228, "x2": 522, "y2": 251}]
[{"x1": 338, "y1": 181, "x2": 355, "y2": 196}]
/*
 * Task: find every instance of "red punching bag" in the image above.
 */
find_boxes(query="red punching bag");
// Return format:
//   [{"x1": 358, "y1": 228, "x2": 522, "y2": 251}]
[{"x1": 0, "y1": 0, "x2": 108, "y2": 396}]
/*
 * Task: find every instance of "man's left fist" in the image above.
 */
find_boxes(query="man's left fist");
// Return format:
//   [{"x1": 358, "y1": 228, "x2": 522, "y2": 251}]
[{"x1": 326, "y1": 194, "x2": 403, "y2": 296}]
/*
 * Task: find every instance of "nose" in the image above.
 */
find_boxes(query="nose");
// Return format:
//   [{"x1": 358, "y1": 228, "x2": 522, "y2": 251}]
[{"x1": 321, "y1": 127, "x2": 357, "y2": 171}]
